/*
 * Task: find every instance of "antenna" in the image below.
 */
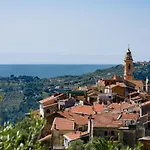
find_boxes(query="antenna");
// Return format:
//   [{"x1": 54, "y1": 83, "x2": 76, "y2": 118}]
[{"x1": 128, "y1": 44, "x2": 130, "y2": 49}]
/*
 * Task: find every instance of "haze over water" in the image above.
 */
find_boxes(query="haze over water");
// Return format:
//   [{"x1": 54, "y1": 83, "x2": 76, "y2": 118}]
[{"x1": 0, "y1": 64, "x2": 115, "y2": 78}]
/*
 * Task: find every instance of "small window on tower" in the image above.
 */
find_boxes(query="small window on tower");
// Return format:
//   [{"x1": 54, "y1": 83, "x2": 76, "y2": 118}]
[{"x1": 128, "y1": 64, "x2": 131, "y2": 70}]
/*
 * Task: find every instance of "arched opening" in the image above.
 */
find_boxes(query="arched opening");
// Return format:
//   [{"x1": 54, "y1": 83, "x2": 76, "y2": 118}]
[
  {"x1": 46, "y1": 109, "x2": 50, "y2": 114},
  {"x1": 128, "y1": 64, "x2": 131, "y2": 70}
]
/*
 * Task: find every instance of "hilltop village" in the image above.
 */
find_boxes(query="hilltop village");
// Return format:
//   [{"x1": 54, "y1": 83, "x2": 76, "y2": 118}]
[{"x1": 36, "y1": 48, "x2": 150, "y2": 150}]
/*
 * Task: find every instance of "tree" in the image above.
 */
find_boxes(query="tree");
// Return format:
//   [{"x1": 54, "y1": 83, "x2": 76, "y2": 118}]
[
  {"x1": 67, "y1": 137, "x2": 143, "y2": 150},
  {"x1": 0, "y1": 112, "x2": 46, "y2": 150},
  {"x1": 67, "y1": 139, "x2": 85, "y2": 150}
]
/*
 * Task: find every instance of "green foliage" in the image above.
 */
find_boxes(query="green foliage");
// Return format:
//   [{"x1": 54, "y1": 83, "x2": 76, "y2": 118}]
[
  {"x1": 0, "y1": 112, "x2": 46, "y2": 150},
  {"x1": 67, "y1": 137, "x2": 143, "y2": 150},
  {"x1": 67, "y1": 139, "x2": 85, "y2": 150}
]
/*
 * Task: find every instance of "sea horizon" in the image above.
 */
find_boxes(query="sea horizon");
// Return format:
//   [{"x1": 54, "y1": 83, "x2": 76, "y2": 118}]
[{"x1": 0, "y1": 64, "x2": 117, "y2": 78}]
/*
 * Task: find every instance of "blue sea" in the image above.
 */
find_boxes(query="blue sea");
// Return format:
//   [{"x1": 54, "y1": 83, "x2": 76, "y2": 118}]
[{"x1": 0, "y1": 64, "x2": 116, "y2": 78}]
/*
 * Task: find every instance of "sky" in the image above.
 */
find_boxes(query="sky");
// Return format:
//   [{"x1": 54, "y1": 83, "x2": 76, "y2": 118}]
[{"x1": 0, "y1": 0, "x2": 150, "y2": 64}]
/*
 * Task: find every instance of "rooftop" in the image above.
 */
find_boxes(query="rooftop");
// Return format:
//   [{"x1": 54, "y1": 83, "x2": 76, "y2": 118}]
[
  {"x1": 93, "y1": 113, "x2": 123, "y2": 128},
  {"x1": 39, "y1": 96, "x2": 56, "y2": 106},
  {"x1": 59, "y1": 110, "x2": 88, "y2": 125},
  {"x1": 121, "y1": 113, "x2": 139, "y2": 120},
  {"x1": 51, "y1": 117, "x2": 74, "y2": 131},
  {"x1": 70, "y1": 104, "x2": 104, "y2": 115},
  {"x1": 108, "y1": 102, "x2": 135, "y2": 111},
  {"x1": 64, "y1": 131, "x2": 89, "y2": 141}
]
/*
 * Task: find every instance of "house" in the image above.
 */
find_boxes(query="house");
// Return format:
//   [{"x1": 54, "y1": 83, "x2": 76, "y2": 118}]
[
  {"x1": 51, "y1": 117, "x2": 75, "y2": 148},
  {"x1": 120, "y1": 112, "x2": 139, "y2": 126},
  {"x1": 93, "y1": 112, "x2": 123, "y2": 140},
  {"x1": 141, "y1": 101, "x2": 150, "y2": 116},
  {"x1": 63, "y1": 131, "x2": 89, "y2": 149},
  {"x1": 105, "y1": 82, "x2": 127, "y2": 97},
  {"x1": 119, "y1": 126, "x2": 145, "y2": 148},
  {"x1": 107, "y1": 102, "x2": 136, "y2": 113},
  {"x1": 58, "y1": 110, "x2": 89, "y2": 131},
  {"x1": 39, "y1": 96, "x2": 57, "y2": 118}
]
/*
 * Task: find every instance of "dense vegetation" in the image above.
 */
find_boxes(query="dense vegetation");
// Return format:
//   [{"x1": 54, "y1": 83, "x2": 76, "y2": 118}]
[
  {"x1": 0, "y1": 112, "x2": 46, "y2": 150},
  {"x1": 0, "y1": 63, "x2": 150, "y2": 123},
  {"x1": 67, "y1": 138, "x2": 143, "y2": 150}
]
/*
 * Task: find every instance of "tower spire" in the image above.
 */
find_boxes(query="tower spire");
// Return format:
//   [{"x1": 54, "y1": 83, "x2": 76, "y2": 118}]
[{"x1": 124, "y1": 46, "x2": 133, "y2": 81}]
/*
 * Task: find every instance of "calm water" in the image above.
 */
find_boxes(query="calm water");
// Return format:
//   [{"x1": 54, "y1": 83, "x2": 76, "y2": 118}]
[{"x1": 0, "y1": 64, "x2": 116, "y2": 78}]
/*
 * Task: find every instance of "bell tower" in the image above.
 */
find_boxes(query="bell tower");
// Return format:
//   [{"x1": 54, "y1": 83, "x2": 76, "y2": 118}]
[{"x1": 124, "y1": 46, "x2": 133, "y2": 81}]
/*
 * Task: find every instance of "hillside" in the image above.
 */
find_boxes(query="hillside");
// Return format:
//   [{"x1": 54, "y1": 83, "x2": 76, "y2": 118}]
[{"x1": 0, "y1": 63, "x2": 150, "y2": 123}]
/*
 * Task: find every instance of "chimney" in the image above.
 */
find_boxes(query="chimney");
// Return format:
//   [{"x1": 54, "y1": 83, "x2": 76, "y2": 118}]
[
  {"x1": 87, "y1": 97, "x2": 90, "y2": 102},
  {"x1": 88, "y1": 114, "x2": 94, "y2": 140},
  {"x1": 69, "y1": 93, "x2": 72, "y2": 99},
  {"x1": 146, "y1": 77, "x2": 149, "y2": 93}
]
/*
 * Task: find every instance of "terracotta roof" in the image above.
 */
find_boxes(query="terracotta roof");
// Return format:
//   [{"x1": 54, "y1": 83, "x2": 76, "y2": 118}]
[
  {"x1": 64, "y1": 131, "x2": 89, "y2": 141},
  {"x1": 121, "y1": 113, "x2": 139, "y2": 120},
  {"x1": 39, "y1": 93, "x2": 64, "y2": 106},
  {"x1": 131, "y1": 80, "x2": 144, "y2": 87},
  {"x1": 93, "y1": 104, "x2": 104, "y2": 113},
  {"x1": 43, "y1": 103, "x2": 58, "y2": 109},
  {"x1": 108, "y1": 102, "x2": 135, "y2": 111},
  {"x1": 71, "y1": 105, "x2": 94, "y2": 115},
  {"x1": 106, "y1": 84, "x2": 118, "y2": 89},
  {"x1": 130, "y1": 96, "x2": 142, "y2": 101},
  {"x1": 58, "y1": 110, "x2": 88, "y2": 125},
  {"x1": 141, "y1": 100, "x2": 150, "y2": 106},
  {"x1": 93, "y1": 113, "x2": 123, "y2": 128},
  {"x1": 106, "y1": 82, "x2": 126, "y2": 89},
  {"x1": 128, "y1": 91, "x2": 139, "y2": 96},
  {"x1": 116, "y1": 82, "x2": 127, "y2": 88},
  {"x1": 51, "y1": 117, "x2": 74, "y2": 131},
  {"x1": 39, "y1": 96, "x2": 56, "y2": 106}
]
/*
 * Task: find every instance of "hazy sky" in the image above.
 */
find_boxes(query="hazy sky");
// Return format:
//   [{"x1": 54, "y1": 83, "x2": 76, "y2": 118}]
[{"x1": 0, "y1": 0, "x2": 150, "y2": 64}]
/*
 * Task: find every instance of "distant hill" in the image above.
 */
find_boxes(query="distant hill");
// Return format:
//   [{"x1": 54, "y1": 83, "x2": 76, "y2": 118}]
[{"x1": 1, "y1": 63, "x2": 150, "y2": 123}]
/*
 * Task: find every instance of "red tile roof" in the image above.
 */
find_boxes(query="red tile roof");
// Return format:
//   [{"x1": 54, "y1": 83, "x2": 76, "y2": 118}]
[
  {"x1": 51, "y1": 117, "x2": 74, "y2": 131},
  {"x1": 93, "y1": 104, "x2": 104, "y2": 113},
  {"x1": 39, "y1": 93, "x2": 64, "y2": 106},
  {"x1": 131, "y1": 80, "x2": 144, "y2": 87},
  {"x1": 39, "y1": 96, "x2": 56, "y2": 106},
  {"x1": 58, "y1": 110, "x2": 88, "y2": 125},
  {"x1": 93, "y1": 113, "x2": 123, "y2": 128},
  {"x1": 43, "y1": 103, "x2": 58, "y2": 109},
  {"x1": 71, "y1": 105, "x2": 94, "y2": 115},
  {"x1": 121, "y1": 113, "x2": 139, "y2": 120},
  {"x1": 141, "y1": 100, "x2": 150, "y2": 106},
  {"x1": 108, "y1": 102, "x2": 135, "y2": 111},
  {"x1": 64, "y1": 131, "x2": 89, "y2": 141}
]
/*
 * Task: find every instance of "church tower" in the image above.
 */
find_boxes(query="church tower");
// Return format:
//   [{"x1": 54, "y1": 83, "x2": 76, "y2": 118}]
[{"x1": 124, "y1": 46, "x2": 133, "y2": 81}]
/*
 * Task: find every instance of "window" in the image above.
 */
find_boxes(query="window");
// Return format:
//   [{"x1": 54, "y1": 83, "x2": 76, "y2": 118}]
[
  {"x1": 128, "y1": 64, "x2": 131, "y2": 70},
  {"x1": 109, "y1": 95, "x2": 112, "y2": 99},
  {"x1": 111, "y1": 131, "x2": 115, "y2": 136},
  {"x1": 104, "y1": 131, "x2": 108, "y2": 136},
  {"x1": 46, "y1": 109, "x2": 50, "y2": 114}
]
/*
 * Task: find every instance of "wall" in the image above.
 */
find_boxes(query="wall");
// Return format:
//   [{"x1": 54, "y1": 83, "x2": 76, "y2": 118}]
[
  {"x1": 112, "y1": 86, "x2": 125, "y2": 97},
  {"x1": 39, "y1": 103, "x2": 44, "y2": 117},
  {"x1": 52, "y1": 129, "x2": 74, "y2": 147},
  {"x1": 93, "y1": 127, "x2": 119, "y2": 140}
]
